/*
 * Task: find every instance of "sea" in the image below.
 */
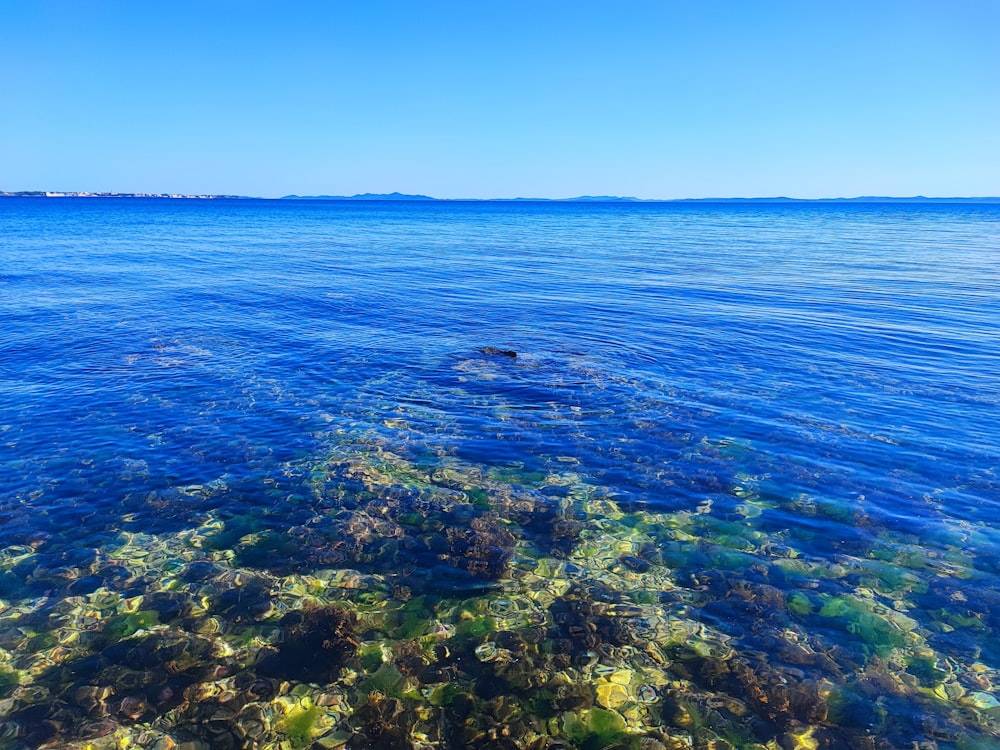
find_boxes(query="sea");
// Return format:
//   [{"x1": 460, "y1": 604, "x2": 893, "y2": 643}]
[{"x1": 0, "y1": 197, "x2": 998, "y2": 749}]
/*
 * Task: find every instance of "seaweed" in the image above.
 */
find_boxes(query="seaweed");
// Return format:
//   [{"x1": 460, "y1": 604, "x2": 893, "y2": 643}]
[{"x1": 257, "y1": 604, "x2": 359, "y2": 683}]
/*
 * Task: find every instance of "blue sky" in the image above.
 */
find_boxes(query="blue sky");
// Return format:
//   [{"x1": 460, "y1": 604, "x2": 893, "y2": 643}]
[{"x1": 1, "y1": 1, "x2": 997, "y2": 198}]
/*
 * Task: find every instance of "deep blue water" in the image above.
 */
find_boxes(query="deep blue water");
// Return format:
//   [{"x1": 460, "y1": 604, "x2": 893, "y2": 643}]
[{"x1": 1, "y1": 198, "x2": 999, "y2": 749}]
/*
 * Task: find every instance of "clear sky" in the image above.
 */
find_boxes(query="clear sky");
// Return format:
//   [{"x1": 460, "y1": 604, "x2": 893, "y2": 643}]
[{"x1": 1, "y1": 1, "x2": 997, "y2": 199}]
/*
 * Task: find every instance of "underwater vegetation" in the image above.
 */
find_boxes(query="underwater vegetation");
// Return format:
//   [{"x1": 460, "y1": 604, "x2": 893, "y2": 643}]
[{"x1": 1, "y1": 355, "x2": 998, "y2": 750}]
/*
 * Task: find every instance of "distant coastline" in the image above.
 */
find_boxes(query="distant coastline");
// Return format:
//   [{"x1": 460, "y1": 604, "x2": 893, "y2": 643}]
[
  {"x1": 0, "y1": 191, "x2": 248, "y2": 199},
  {"x1": 3, "y1": 190, "x2": 1000, "y2": 204}
]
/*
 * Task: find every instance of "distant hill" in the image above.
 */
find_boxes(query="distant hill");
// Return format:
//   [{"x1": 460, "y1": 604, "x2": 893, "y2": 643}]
[{"x1": 281, "y1": 192, "x2": 436, "y2": 201}]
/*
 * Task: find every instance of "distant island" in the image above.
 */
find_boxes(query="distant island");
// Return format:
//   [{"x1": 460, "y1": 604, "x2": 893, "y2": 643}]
[{"x1": 4, "y1": 191, "x2": 1000, "y2": 204}]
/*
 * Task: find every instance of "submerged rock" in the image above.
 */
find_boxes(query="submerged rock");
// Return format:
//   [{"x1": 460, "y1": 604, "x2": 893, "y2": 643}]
[{"x1": 480, "y1": 346, "x2": 517, "y2": 359}]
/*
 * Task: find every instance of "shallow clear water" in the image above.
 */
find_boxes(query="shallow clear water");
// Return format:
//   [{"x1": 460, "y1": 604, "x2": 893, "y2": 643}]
[{"x1": 1, "y1": 198, "x2": 999, "y2": 749}]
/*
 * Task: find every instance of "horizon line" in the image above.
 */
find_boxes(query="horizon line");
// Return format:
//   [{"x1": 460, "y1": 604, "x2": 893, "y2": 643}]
[{"x1": 4, "y1": 190, "x2": 1000, "y2": 203}]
